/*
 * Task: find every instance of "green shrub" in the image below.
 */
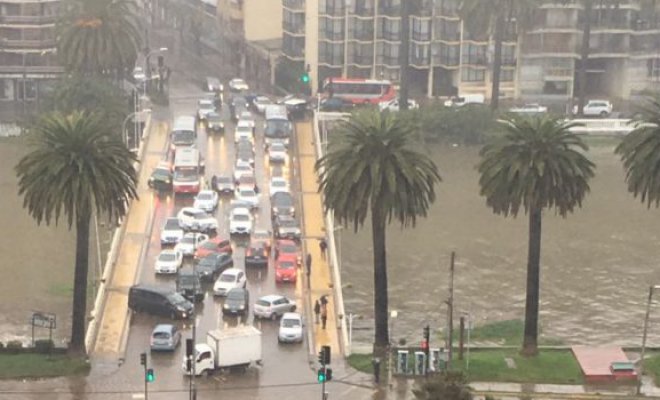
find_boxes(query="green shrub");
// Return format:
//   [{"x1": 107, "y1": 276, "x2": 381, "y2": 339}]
[
  {"x1": 34, "y1": 340, "x2": 54, "y2": 354},
  {"x1": 0, "y1": 342, "x2": 5, "y2": 349},
  {"x1": 6, "y1": 341, "x2": 23, "y2": 353}
]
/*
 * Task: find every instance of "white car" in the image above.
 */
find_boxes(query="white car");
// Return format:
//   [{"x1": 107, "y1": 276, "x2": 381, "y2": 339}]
[
  {"x1": 234, "y1": 123, "x2": 253, "y2": 144},
  {"x1": 197, "y1": 99, "x2": 215, "y2": 121},
  {"x1": 254, "y1": 295, "x2": 297, "y2": 319},
  {"x1": 278, "y1": 312, "x2": 303, "y2": 343},
  {"x1": 160, "y1": 217, "x2": 184, "y2": 246},
  {"x1": 133, "y1": 66, "x2": 146, "y2": 82},
  {"x1": 235, "y1": 187, "x2": 259, "y2": 209},
  {"x1": 268, "y1": 142, "x2": 287, "y2": 163},
  {"x1": 239, "y1": 111, "x2": 256, "y2": 130},
  {"x1": 177, "y1": 207, "x2": 219, "y2": 233},
  {"x1": 378, "y1": 98, "x2": 419, "y2": 112},
  {"x1": 269, "y1": 177, "x2": 290, "y2": 195},
  {"x1": 509, "y1": 103, "x2": 548, "y2": 115},
  {"x1": 233, "y1": 163, "x2": 254, "y2": 182},
  {"x1": 174, "y1": 232, "x2": 209, "y2": 257},
  {"x1": 573, "y1": 100, "x2": 613, "y2": 117},
  {"x1": 155, "y1": 249, "x2": 183, "y2": 274},
  {"x1": 228, "y1": 78, "x2": 249, "y2": 92},
  {"x1": 253, "y1": 96, "x2": 273, "y2": 113},
  {"x1": 213, "y1": 268, "x2": 247, "y2": 296},
  {"x1": 229, "y1": 207, "x2": 253, "y2": 235},
  {"x1": 193, "y1": 190, "x2": 219, "y2": 213}
]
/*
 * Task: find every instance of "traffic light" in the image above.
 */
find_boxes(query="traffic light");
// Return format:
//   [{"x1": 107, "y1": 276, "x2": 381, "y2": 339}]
[
  {"x1": 146, "y1": 368, "x2": 155, "y2": 382},
  {"x1": 300, "y1": 72, "x2": 310, "y2": 84},
  {"x1": 317, "y1": 367, "x2": 327, "y2": 383},
  {"x1": 422, "y1": 325, "x2": 430, "y2": 351},
  {"x1": 318, "y1": 345, "x2": 331, "y2": 365},
  {"x1": 325, "y1": 367, "x2": 333, "y2": 381},
  {"x1": 140, "y1": 352, "x2": 147, "y2": 366}
]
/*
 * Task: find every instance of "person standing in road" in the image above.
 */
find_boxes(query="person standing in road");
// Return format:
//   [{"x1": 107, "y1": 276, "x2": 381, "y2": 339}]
[
  {"x1": 319, "y1": 239, "x2": 327, "y2": 260},
  {"x1": 314, "y1": 300, "x2": 321, "y2": 324},
  {"x1": 321, "y1": 304, "x2": 328, "y2": 330}
]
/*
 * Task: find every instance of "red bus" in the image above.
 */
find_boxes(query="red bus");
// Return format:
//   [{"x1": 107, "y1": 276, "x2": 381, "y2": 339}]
[{"x1": 322, "y1": 78, "x2": 396, "y2": 105}]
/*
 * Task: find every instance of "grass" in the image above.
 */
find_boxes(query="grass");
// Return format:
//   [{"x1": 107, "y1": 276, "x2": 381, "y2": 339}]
[
  {"x1": 0, "y1": 353, "x2": 90, "y2": 379},
  {"x1": 454, "y1": 319, "x2": 564, "y2": 346},
  {"x1": 643, "y1": 353, "x2": 660, "y2": 385},
  {"x1": 348, "y1": 349, "x2": 583, "y2": 384}
]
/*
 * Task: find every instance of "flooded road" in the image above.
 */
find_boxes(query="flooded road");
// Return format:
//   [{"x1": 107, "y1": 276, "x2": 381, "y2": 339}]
[{"x1": 341, "y1": 140, "x2": 660, "y2": 347}]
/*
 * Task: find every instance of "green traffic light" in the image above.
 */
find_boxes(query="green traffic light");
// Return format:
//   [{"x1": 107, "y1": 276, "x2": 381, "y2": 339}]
[
  {"x1": 301, "y1": 73, "x2": 310, "y2": 84},
  {"x1": 146, "y1": 368, "x2": 155, "y2": 382},
  {"x1": 317, "y1": 368, "x2": 326, "y2": 383}
]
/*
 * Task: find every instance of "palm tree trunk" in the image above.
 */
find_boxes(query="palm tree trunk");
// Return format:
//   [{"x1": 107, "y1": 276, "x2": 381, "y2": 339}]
[
  {"x1": 522, "y1": 207, "x2": 542, "y2": 356},
  {"x1": 577, "y1": 0, "x2": 592, "y2": 116},
  {"x1": 371, "y1": 209, "x2": 389, "y2": 357},
  {"x1": 398, "y1": 1, "x2": 410, "y2": 111},
  {"x1": 69, "y1": 214, "x2": 91, "y2": 355},
  {"x1": 490, "y1": 13, "x2": 505, "y2": 111}
]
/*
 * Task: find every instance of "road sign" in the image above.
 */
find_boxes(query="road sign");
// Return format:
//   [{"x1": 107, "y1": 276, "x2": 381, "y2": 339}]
[{"x1": 31, "y1": 312, "x2": 56, "y2": 329}]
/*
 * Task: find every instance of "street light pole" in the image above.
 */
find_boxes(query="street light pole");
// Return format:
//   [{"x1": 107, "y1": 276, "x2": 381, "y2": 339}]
[
  {"x1": 122, "y1": 109, "x2": 151, "y2": 150},
  {"x1": 638, "y1": 285, "x2": 660, "y2": 395}
]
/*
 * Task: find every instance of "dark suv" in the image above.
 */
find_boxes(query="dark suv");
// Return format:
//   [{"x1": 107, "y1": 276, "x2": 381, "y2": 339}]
[
  {"x1": 148, "y1": 163, "x2": 172, "y2": 192},
  {"x1": 128, "y1": 285, "x2": 193, "y2": 319},
  {"x1": 176, "y1": 272, "x2": 205, "y2": 303}
]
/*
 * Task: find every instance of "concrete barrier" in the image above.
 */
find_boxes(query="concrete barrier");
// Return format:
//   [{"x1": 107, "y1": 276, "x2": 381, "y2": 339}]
[{"x1": 566, "y1": 118, "x2": 654, "y2": 136}]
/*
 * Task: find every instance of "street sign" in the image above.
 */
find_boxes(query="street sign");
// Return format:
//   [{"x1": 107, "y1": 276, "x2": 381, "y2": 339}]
[{"x1": 31, "y1": 312, "x2": 56, "y2": 329}]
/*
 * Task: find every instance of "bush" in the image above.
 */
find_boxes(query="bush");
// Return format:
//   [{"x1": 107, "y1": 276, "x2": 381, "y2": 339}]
[
  {"x1": 6, "y1": 341, "x2": 23, "y2": 354},
  {"x1": 34, "y1": 340, "x2": 54, "y2": 354},
  {"x1": 0, "y1": 342, "x2": 5, "y2": 350}
]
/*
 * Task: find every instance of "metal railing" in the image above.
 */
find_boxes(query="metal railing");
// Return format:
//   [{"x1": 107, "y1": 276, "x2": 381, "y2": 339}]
[{"x1": 566, "y1": 118, "x2": 651, "y2": 136}]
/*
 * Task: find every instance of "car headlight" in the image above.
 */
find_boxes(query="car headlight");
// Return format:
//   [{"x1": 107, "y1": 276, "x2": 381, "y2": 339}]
[
  {"x1": 223, "y1": 304, "x2": 229, "y2": 309},
  {"x1": 239, "y1": 305, "x2": 245, "y2": 309}
]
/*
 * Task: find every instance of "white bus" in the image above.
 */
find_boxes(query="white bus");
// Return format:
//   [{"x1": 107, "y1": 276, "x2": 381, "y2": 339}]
[
  {"x1": 172, "y1": 147, "x2": 202, "y2": 194},
  {"x1": 264, "y1": 105, "x2": 292, "y2": 147},
  {"x1": 170, "y1": 115, "x2": 197, "y2": 151}
]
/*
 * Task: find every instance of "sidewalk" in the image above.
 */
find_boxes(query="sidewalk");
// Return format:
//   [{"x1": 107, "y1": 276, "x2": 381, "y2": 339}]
[
  {"x1": 91, "y1": 120, "x2": 169, "y2": 360},
  {"x1": 296, "y1": 121, "x2": 342, "y2": 358}
]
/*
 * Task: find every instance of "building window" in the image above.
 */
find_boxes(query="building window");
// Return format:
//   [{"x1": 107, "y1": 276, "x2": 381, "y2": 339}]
[
  {"x1": 379, "y1": 17, "x2": 400, "y2": 41},
  {"x1": 434, "y1": 43, "x2": 459, "y2": 66},
  {"x1": 283, "y1": 34, "x2": 305, "y2": 58},
  {"x1": 412, "y1": 43, "x2": 429, "y2": 65},
  {"x1": 350, "y1": 18, "x2": 374, "y2": 40},
  {"x1": 320, "y1": 17, "x2": 345, "y2": 41},
  {"x1": 461, "y1": 43, "x2": 486, "y2": 65},
  {"x1": 501, "y1": 45, "x2": 516, "y2": 66},
  {"x1": 500, "y1": 69, "x2": 514, "y2": 82},
  {"x1": 461, "y1": 68, "x2": 485, "y2": 82},
  {"x1": 320, "y1": 0, "x2": 345, "y2": 15},
  {"x1": 647, "y1": 59, "x2": 660, "y2": 80},
  {"x1": 377, "y1": 42, "x2": 400, "y2": 66},
  {"x1": 319, "y1": 42, "x2": 344, "y2": 65},
  {"x1": 435, "y1": 19, "x2": 460, "y2": 41},
  {"x1": 412, "y1": 18, "x2": 431, "y2": 42}
]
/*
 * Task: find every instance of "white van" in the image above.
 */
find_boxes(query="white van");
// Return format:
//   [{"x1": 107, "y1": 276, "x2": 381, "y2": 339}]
[
  {"x1": 171, "y1": 116, "x2": 197, "y2": 150},
  {"x1": 444, "y1": 94, "x2": 485, "y2": 107},
  {"x1": 172, "y1": 147, "x2": 202, "y2": 194}
]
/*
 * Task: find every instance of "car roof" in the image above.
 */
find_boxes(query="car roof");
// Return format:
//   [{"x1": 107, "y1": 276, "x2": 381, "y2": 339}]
[
  {"x1": 199, "y1": 99, "x2": 213, "y2": 104},
  {"x1": 259, "y1": 294, "x2": 284, "y2": 302},
  {"x1": 282, "y1": 312, "x2": 301, "y2": 319},
  {"x1": 232, "y1": 207, "x2": 251, "y2": 214},
  {"x1": 159, "y1": 249, "x2": 179, "y2": 255},
  {"x1": 153, "y1": 324, "x2": 175, "y2": 332},
  {"x1": 198, "y1": 189, "x2": 214, "y2": 195},
  {"x1": 222, "y1": 268, "x2": 242, "y2": 275}
]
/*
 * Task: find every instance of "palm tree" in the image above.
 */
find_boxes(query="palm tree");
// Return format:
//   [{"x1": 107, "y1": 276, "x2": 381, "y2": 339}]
[
  {"x1": 58, "y1": 0, "x2": 141, "y2": 76},
  {"x1": 15, "y1": 111, "x2": 138, "y2": 355},
  {"x1": 615, "y1": 98, "x2": 660, "y2": 206},
  {"x1": 315, "y1": 110, "x2": 441, "y2": 354},
  {"x1": 478, "y1": 116, "x2": 595, "y2": 355},
  {"x1": 459, "y1": 0, "x2": 539, "y2": 111}
]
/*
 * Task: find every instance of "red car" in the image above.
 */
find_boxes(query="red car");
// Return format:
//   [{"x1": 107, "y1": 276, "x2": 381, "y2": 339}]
[
  {"x1": 275, "y1": 254, "x2": 298, "y2": 283},
  {"x1": 274, "y1": 239, "x2": 301, "y2": 265},
  {"x1": 194, "y1": 237, "x2": 232, "y2": 259}
]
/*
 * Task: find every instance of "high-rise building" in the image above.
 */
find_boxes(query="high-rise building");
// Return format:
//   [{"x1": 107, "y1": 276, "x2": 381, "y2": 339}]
[{"x1": 0, "y1": 0, "x2": 63, "y2": 116}]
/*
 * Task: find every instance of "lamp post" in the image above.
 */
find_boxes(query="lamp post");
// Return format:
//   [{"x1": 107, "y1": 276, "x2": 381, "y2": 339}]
[
  {"x1": 145, "y1": 47, "x2": 168, "y2": 84},
  {"x1": 638, "y1": 285, "x2": 660, "y2": 395},
  {"x1": 122, "y1": 109, "x2": 151, "y2": 151},
  {"x1": 332, "y1": 225, "x2": 343, "y2": 272}
]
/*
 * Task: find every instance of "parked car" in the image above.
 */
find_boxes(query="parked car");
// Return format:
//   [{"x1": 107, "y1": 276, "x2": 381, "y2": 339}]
[
  {"x1": 274, "y1": 239, "x2": 301, "y2": 265},
  {"x1": 271, "y1": 192, "x2": 295, "y2": 219},
  {"x1": 197, "y1": 99, "x2": 215, "y2": 121},
  {"x1": 268, "y1": 142, "x2": 288, "y2": 163},
  {"x1": 176, "y1": 271, "x2": 204, "y2": 303},
  {"x1": 223, "y1": 287, "x2": 250, "y2": 316},
  {"x1": 443, "y1": 94, "x2": 485, "y2": 107},
  {"x1": 573, "y1": 100, "x2": 613, "y2": 117},
  {"x1": 275, "y1": 254, "x2": 298, "y2": 283},
  {"x1": 128, "y1": 285, "x2": 193, "y2": 319},
  {"x1": 508, "y1": 103, "x2": 548, "y2": 115},
  {"x1": 229, "y1": 206, "x2": 254, "y2": 235},
  {"x1": 278, "y1": 312, "x2": 303, "y2": 343},
  {"x1": 194, "y1": 237, "x2": 232, "y2": 259},
  {"x1": 228, "y1": 78, "x2": 249, "y2": 92},
  {"x1": 177, "y1": 207, "x2": 218, "y2": 233},
  {"x1": 273, "y1": 215, "x2": 301, "y2": 241},
  {"x1": 155, "y1": 249, "x2": 183, "y2": 274},
  {"x1": 378, "y1": 98, "x2": 419, "y2": 112},
  {"x1": 206, "y1": 112, "x2": 225, "y2": 133},
  {"x1": 320, "y1": 97, "x2": 354, "y2": 112},
  {"x1": 195, "y1": 252, "x2": 234, "y2": 282},
  {"x1": 254, "y1": 295, "x2": 297, "y2": 320},
  {"x1": 150, "y1": 324, "x2": 181, "y2": 351},
  {"x1": 148, "y1": 162, "x2": 172, "y2": 192},
  {"x1": 245, "y1": 241, "x2": 269, "y2": 267},
  {"x1": 252, "y1": 96, "x2": 273, "y2": 113},
  {"x1": 211, "y1": 175, "x2": 235, "y2": 194},
  {"x1": 213, "y1": 268, "x2": 247, "y2": 296},
  {"x1": 193, "y1": 190, "x2": 219, "y2": 213},
  {"x1": 160, "y1": 217, "x2": 184, "y2": 246},
  {"x1": 174, "y1": 232, "x2": 209, "y2": 257}
]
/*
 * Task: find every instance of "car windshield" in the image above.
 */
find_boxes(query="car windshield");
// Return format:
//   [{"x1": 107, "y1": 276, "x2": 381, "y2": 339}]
[
  {"x1": 265, "y1": 121, "x2": 291, "y2": 137},
  {"x1": 279, "y1": 261, "x2": 295, "y2": 269},
  {"x1": 220, "y1": 274, "x2": 236, "y2": 282},
  {"x1": 200, "y1": 241, "x2": 215, "y2": 249},
  {"x1": 197, "y1": 258, "x2": 215, "y2": 267},
  {"x1": 199, "y1": 102, "x2": 213, "y2": 109},
  {"x1": 171, "y1": 131, "x2": 195, "y2": 145},
  {"x1": 233, "y1": 214, "x2": 250, "y2": 221},
  {"x1": 191, "y1": 211, "x2": 208, "y2": 220},
  {"x1": 270, "y1": 144, "x2": 285, "y2": 152},
  {"x1": 178, "y1": 275, "x2": 198, "y2": 286},
  {"x1": 174, "y1": 168, "x2": 198, "y2": 181},
  {"x1": 240, "y1": 190, "x2": 256, "y2": 197},
  {"x1": 227, "y1": 290, "x2": 244, "y2": 300},
  {"x1": 159, "y1": 252, "x2": 177, "y2": 262},
  {"x1": 237, "y1": 126, "x2": 252, "y2": 133},
  {"x1": 217, "y1": 177, "x2": 232, "y2": 184},
  {"x1": 280, "y1": 245, "x2": 297, "y2": 253},
  {"x1": 208, "y1": 115, "x2": 222, "y2": 122},
  {"x1": 197, "y1": 193, "x2": 213, "y2": 200},
  {"x1": 152, "y1": 331, "x2": 171, "y2": 339},
  {"x1": 273, "y1": 194, "x2": 293, "y2": 206},
  {"x1": 181, "y1": 236, "x2": 195, "y2": 245},
  {"x1": 256, "y1": 299, "x2": 271, "y2": 306},
  {"x1": 167, "y1": 293, "x2": 188, "y2": 305},
  {"x1": 279, "y1": 219, "x2": 297, "y2": 227},
  {"x1": 272, "y1": 180, "x2": 285, "y2": 187},
  {"x1": 152, "y1": 168, "x2": 170, "y2": 178},
  {"x1": 282, "y1": 318, "x2": 300, "y2": 328},
  {"x1": 164, "y1": 219, "x2": 180, "y2": 230},
  {"x1": 256, "y1": 97, "x2": 270, "y2": 104}
]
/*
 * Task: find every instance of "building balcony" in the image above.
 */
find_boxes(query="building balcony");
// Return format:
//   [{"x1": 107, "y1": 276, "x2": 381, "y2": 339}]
[
  {"x1": 0, "y1": 38, "x2": 56, "y2": 50},
  {"x1": 352, "y1": 6, "x2": 375, "y2": 17},
  {"x1": 0, "y1": 15, "x2": 57, "y2": 25},
  {"x1": 349, "y1": 54, "x2": 373, "y2": 66},
  {"x1": 283, "y1": 0, "x2": 304, "y2": 11},
  {"x1": 380, "y1": 55, "x2": 399, "y2": 66},
  {"x1": 320, "y1": 5, "x2": 345, "y2": 17},
  {"x1": 283, "y1": 22, "x2": 305, "y2": 35},
  {"x1": 351, "y1": 30, "x2": 374, "y2": 41},
  {"x1": 0, "y1": 65, "x2": 64, "y2": 78},
  {"x1": 378, "y1": 4, "x2": 400, "y2": 16}
]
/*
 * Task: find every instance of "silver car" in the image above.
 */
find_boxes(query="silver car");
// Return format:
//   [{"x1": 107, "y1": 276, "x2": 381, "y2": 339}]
[
  {"x1": 254, "y1": 295, "x2": 297, "y2": 320},
  {"x1": 150, "y1": 324, "x2": 181, "y2": 351}
]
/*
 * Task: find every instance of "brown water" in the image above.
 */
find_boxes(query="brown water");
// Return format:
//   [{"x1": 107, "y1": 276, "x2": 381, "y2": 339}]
[{"x1": 341, "y1": 140, "x2": 660, "y2": 347}]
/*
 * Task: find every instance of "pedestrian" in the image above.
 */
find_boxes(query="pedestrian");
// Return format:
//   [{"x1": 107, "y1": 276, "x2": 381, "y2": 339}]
[
  {"x1": 305, "y1": 253, "x2": 312, "y2": 277},
  {"x1": 319, "y1": 239, "x2": 327, "y2": 260},
  {"x1": 321, "y1": 304, "x2": 328, "y2": 329},
  {"x1": 313, "y1": 300, "x2": 321, "y2": 324},
  {"x1": 372, "y1": 357, "x2": 381, "y2": 384},
  {"x1": 320, "y1": 295, "x2": 328, "y2": 306}
]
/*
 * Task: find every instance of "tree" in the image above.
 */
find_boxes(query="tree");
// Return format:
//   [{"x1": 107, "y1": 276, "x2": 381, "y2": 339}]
[
  {"x1": 315, "y1": 110, "x2": 441, "y2": 355},
  {"x1": 58, "y1": 0, "x2": 141, "y2": 76},
  {"x1": 15, "y1": 112, "x2": 138, "y2": 355},
  {"x1": 412, "y1": 371, "x2": 473, "y2": 400},
  {"x1": 615, "y1": 97, "x2": 660, "y2": 206},
  {"x1": 477, "y1": 116, "x2": 595, "y2": 355},
  {"x1": 460, "y1": 0, "x2": 539, "y2": 111}
]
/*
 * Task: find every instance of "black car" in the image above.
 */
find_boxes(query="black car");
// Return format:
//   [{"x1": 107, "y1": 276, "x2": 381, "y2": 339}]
[
  {"x1": 196, "y1": 253, "x2": 233, "y2": 281},
  {"x1": 206, "y1": 112, "x2": 224, "y2": 133},
  {"x1": 211, "y1": 175, "x2": 235, "y2": 194},
  {"x1": 176, "y1": 272, "x2": 205, "y2": 303},
  {"x1": 128, "y1": 285, "x2": 193, "y2": 319},
  {"x1": 148, "y1": 164, "x2": 172, "y2": 192},
  {"x1": 245, "y1": 242, "x2": 269, "y2": 267},
  {"x1": 320, "y1": 97, "x2": 353, "y2": 112},
  {"x1": 282, "y1": 97, "x2": 308, "y2": 120},
  {"x1": 271, "y1": 192, "x2": 295, "y2": 219},
  {"x1": 223, "y1": 287, "x2": 249, "y2": 315}
]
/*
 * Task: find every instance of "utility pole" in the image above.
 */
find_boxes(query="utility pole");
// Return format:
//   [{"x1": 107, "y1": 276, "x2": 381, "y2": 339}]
[
  {"x1": 190, "y1": 262, "x2": 197, "y2": 400},
  {"x1": 446, "y1": 251, "x2": 455, "y2": 369}
]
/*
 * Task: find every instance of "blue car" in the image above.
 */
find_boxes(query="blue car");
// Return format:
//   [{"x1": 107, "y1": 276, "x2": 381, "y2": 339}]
[{"x1": 150, "y1": 324, "x2": 181, "y2": 352}]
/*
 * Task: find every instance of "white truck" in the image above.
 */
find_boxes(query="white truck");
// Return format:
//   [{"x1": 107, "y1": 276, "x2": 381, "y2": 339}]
[{"x1": 183, "y1": 326, "x2": 262, "y2": 376}]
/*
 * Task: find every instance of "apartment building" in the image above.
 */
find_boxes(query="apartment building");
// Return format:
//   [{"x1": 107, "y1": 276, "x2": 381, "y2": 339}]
[
  {"x1": 283, "y1": 0, "x2": 660, "y2": 101},
  {"x1": 0, "y1": 0, "x2": 62, "y2": 115}
]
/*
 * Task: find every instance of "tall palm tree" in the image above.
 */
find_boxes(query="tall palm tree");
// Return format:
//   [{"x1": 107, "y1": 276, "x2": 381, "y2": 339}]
[
  {"x1": 478, "y1": 117, "x2": 595, "y2": 355},
  {"x1": 316, "y1": 110, "x2": 441, "y2": 354},
  {"x1": 615, "y1": 98, "x2": 660, "y2": 206},
  {"x1": 459, "y1": 0, "x2": 539, "y2": 111},
  {"x1": 58, "y1": 0, "x2": 141, "y2": 76},
  {"x1": 15, "y1": 112, "x2": 138, "y2": 355}
]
